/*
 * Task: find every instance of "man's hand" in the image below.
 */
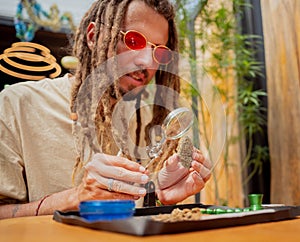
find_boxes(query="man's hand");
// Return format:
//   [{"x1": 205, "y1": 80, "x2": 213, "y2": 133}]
[
  {"x1": 77, "y1": 153, "x2": 149, "y2": 202},
  {"x1": 156, "y1": 148, "x2": 211, "y2": 205}
]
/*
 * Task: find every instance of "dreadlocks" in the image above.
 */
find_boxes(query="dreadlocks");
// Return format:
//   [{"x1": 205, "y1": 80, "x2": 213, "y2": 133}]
[{"x1": 70, "y1": 0, "x2": 181, "y2": 177}]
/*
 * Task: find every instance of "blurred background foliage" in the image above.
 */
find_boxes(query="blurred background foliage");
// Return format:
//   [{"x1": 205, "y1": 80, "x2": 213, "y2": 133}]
[{"x1": 173, "y1": 0, "x2": 269, "y2": 207}]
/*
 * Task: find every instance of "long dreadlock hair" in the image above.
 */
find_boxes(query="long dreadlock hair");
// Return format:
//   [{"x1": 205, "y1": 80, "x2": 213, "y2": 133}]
[{"x1": 70, "y1": 0, "x2": 181, "y2": 176}]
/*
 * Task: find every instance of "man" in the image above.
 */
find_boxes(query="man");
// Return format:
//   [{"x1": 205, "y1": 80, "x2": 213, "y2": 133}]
[{"x1": 0, "y1": 0, "x2": 211, "y2": 219}]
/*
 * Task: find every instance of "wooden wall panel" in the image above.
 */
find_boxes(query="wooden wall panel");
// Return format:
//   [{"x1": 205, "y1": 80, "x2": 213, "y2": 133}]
[{"x1": 261, "y1": 0, "x2": 300, "y2": 205}]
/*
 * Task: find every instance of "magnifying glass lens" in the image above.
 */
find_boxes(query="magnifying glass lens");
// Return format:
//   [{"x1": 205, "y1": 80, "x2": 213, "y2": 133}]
[{"x1": 164, "y1": 107, "x2": 193, "y2": 140}]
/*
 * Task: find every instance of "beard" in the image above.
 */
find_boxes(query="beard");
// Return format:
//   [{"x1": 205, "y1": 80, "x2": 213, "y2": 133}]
[
  {"x1": 120, "y1": 84, "x2": 147, "y2": 101},
  {"x1": 109, "y1": 82, "x2": 145, "y2": 101}
]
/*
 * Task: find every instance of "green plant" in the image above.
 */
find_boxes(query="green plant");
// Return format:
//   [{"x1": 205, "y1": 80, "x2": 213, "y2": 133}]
[{"x1": 175, "y1": 0, "x2": 269, "y2": 206}]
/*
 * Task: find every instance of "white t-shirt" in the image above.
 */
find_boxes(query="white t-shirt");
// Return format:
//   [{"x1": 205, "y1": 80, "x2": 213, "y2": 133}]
[
  {"x1": 0, "y1": 74, "x2": 152, "y2": 205},
  {"x1": 0, "y1": 74, "x2": 77, "y2": 203}
]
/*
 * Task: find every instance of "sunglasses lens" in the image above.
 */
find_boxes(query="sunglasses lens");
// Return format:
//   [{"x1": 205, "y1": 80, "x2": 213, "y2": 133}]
[
  {"x1": 124, "y1": 31, "x2": 147, "y2": 50},
  {"x1": 154, "y1": 46, "x2": 173, "y2": 65},
  {"x1": 123, "y1": 30, "x2": 173, "y2": 65}
]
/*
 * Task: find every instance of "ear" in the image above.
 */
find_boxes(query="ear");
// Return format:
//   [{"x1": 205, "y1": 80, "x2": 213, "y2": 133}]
[{"x1": 86, "y1": 22, "x2": 96, "y2": 50}]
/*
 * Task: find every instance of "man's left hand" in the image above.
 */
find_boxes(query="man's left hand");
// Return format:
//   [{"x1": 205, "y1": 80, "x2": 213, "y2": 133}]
[{"x1": 156, "y1": 148, "x2": 211, "y2": 205}]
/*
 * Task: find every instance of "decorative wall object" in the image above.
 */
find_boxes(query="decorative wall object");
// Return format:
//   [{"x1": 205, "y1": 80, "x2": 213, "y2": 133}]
[
  {"x1": 14, "y1": 0, "x2": 76, "y2": 41},
  {"x1": 0, "y1": 41, "x2": 61, "y2": 80}
]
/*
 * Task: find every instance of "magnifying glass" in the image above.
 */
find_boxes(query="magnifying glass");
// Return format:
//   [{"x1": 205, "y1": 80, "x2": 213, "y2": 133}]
[{"x1": 145, "y1": 107, "x2": 194, "y2": 169}]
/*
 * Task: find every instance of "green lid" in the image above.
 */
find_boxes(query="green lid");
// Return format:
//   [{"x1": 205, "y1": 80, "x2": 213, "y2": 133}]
[{"x1": 248, "y1": 194, "x2": 263, "y2": 210}]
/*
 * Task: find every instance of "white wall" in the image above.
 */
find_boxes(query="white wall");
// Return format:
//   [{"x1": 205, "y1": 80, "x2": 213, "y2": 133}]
[{"x1": 0, "y1": 0, "x2": 95, "y2": 25}]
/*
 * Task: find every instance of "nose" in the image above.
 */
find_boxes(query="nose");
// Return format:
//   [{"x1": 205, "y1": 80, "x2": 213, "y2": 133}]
[{"x1": 133, "y1": 47, "x2": 156, "y2": 68}]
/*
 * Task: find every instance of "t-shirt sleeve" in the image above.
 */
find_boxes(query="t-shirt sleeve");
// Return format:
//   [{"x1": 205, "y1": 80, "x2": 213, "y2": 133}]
[{"x1": 0, "y1": 89, "x2": 28, "y2": 203}]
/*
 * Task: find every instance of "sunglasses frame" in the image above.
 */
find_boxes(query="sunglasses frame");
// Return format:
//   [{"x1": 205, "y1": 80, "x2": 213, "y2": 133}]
[{"x1": 120, "y1": 30, "x2": 173, "y2": 65}]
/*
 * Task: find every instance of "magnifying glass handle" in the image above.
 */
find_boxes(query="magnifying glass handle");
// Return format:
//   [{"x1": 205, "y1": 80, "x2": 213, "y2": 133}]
[
  {"x1": 144, "y1": 157, "x2": 156, "y2": 170},
  {"x1": 143, "y1": 181, "x2": 156, "y2": 207}
]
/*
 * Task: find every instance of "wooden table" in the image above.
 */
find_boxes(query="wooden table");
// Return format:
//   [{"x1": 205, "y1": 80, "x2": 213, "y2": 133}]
[{"x1": 1, "y1": 215, "x2": 300, "y2": 242}]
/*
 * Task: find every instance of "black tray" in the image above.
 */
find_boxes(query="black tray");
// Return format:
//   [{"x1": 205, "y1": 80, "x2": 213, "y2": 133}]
[{"x1": 53, "y1": 203, "x2": 300, "y2": 236}]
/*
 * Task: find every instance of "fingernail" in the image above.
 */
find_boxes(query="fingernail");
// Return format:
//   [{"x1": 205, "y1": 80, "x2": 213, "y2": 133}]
[
  {"x1": 139, "y1": 166, "x2": 146, "y2": 172},
  {"x1": 141, "y1": 174, "x2": 149, "y2": 182},
  {"x1": 133, "y1": 196, "x2": 140, "y2": 200},
  {"x1": 139, "y1": 189, "x2": 146, "y2": 195}
]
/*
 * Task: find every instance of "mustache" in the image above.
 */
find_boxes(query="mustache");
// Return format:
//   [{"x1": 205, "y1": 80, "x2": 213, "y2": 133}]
[
  {"x1": 133, "y1": 68, "x2": 149, "y2": 80},
  {"x1": 119, "y1": 65, "x2": 149, "y2": 79}
]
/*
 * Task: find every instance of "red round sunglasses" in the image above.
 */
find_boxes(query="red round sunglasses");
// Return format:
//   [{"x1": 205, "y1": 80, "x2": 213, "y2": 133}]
[{"x1": 120, "y1": 30, "x2": 173, "y2": 65}]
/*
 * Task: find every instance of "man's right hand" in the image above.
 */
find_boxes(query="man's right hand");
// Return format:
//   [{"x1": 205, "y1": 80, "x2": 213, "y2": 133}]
[{"x1": 77, "y1": 153, "x2": 150, "y2": 202}]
